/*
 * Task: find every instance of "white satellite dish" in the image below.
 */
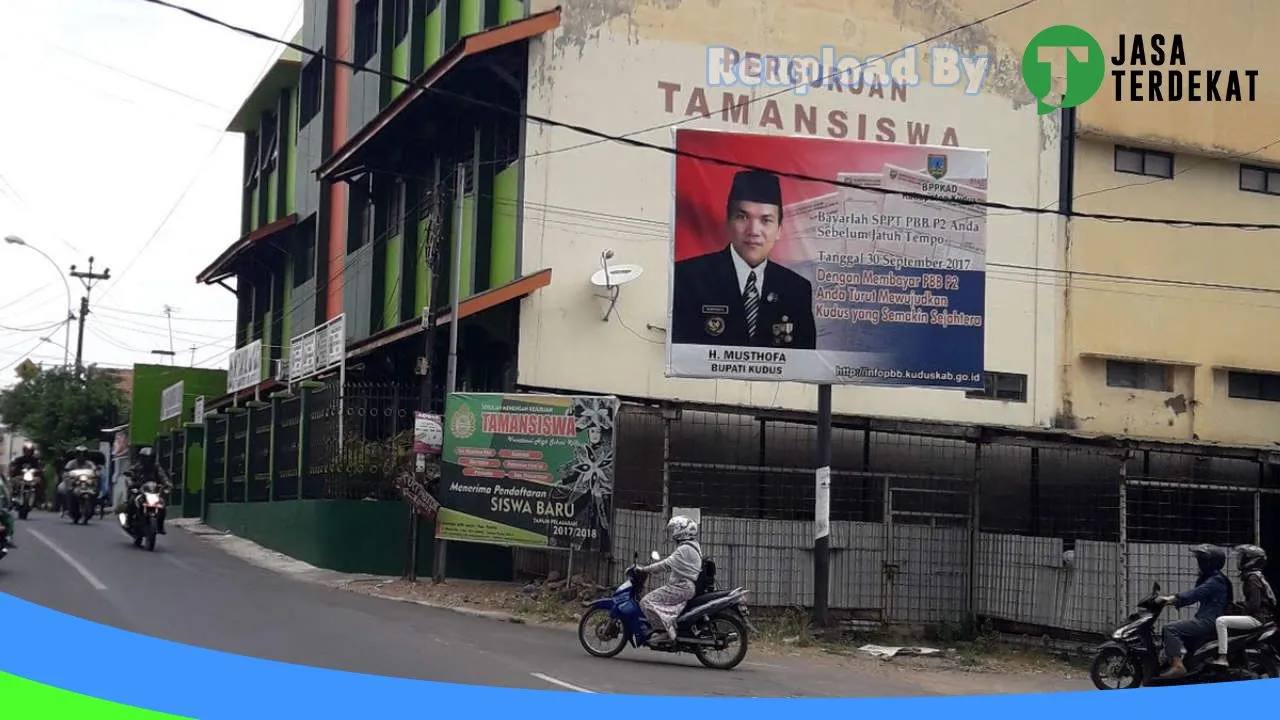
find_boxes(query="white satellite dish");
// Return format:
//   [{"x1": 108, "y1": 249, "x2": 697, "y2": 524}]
[{"x1": 590, "y1": 264, "x2": 644, "y2": 288}]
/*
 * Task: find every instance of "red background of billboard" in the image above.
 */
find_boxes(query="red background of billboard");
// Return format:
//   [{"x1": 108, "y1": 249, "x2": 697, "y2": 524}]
[{"x1": 672, "y1": 129, "x2": 944, "y2": 265}]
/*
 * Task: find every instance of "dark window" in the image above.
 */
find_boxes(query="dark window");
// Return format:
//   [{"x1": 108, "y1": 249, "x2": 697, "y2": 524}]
[
  {"x1": 354, "y1": 0, "x2": 379, "y2": 67},
  {"x1": 1239, "y1": 165, "x2": 1280, "y2": 196},
  {"x1": 1228, "y1": 371, "x2": 1280, "y2": 402},
  {"x1": 388, "y1": 178, "x2": 405, "y2": 236},
  {"x1": 244, "y1": 132, "x2": 260, "y2": 189},
  {"x1": 393, "y1": 0, "x2": 410, "y2": 44},
  {"x1": 299, "y1": 54, "x2": 322, "y2": 128},
  {"x1": 1105, "y1": 360, "x2": 1173, "y2": 392},
  {"x1": 349, "y1": 177, "x2": 375, "y2": 253},
  {"x1": 260, "y1": 112, "x2": 279, "y2": 173},
  {"x1": 965, "y1": 372, "x2": 1027, "y2": 402},
  {"x1": 292, "y1": 215, "x2": 317, "y2": 286},
  {"x1": 1114, "y1": 145, "x2": 1174, "y2": 179}
]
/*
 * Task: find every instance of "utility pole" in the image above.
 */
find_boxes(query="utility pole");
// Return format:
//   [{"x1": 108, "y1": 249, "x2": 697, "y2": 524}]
[
  {"x1": 69, "y1": 256, "x2": 110, "y2": 377},
  {"x1": 163, "y1": 305, "x2": 177, "y2": 357}
]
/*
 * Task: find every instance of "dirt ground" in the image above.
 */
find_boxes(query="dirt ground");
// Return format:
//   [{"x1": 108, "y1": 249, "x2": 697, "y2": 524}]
[{"x1": 341, "y1": 574, "x2": 1094, "y2": 696}]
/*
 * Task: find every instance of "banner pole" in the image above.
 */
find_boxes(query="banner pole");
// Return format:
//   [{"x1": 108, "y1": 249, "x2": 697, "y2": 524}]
[{"x1": 813, "y1": 383, "x2": 833, "y2": 628}]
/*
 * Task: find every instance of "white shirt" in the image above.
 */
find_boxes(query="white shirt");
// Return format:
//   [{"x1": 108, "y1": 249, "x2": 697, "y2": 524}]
[{"x1": 728, "y1": 245, "x2": 768, "y2": 297}]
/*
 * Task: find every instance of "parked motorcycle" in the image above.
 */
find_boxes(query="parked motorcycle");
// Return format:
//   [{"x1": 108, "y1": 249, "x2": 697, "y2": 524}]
[
  {"x1": 1090, "y1": 581, "x2": 1279, "y2": 689},
  {"x1": 65, "y1": 468, "x2": 98, "y2": 525},
  {"x1": 119, "y1": 478, "x2": 165, "y2": 552},
  {"x1": 13, "y1": 468, "x2": 40, "y2": 520},
  {"x1": 577, "y1": 550, "x2": 754, "y2": 670}
]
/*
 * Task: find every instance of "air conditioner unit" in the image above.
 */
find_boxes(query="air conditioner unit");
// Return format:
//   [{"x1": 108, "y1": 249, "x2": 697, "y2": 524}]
[{"x1": 273, "y1": 359, "x2": 290, "y2": 382}]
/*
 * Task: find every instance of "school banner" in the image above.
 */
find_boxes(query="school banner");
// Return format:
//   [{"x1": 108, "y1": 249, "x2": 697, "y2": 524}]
[
  {"x1": 667, "y1": 127, "x2": 989, "y2": 389},
  {"x1": 435, "y1": 393, "x2": 619, "y2": 552}
]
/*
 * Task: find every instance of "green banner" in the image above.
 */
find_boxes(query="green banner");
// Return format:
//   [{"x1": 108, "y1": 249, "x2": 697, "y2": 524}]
[{"x1": 436, "y1": 393, "x2": 619, "y2": 552}]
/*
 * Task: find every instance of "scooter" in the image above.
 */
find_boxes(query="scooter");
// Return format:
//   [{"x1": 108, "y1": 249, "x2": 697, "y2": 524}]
[
  {"x1": 13, "y1": 468, "x2": 40, "y2": 520},
  {"x1": 577, "y1": 550, "x2": 755, "y2": 670},
  {"x1": 65, "y1": 468, "x2": 98, "y2": 525},
  {"x1": 1090, "y1": 581, "x2": 1279, "y2": 689},
  {"x1": 119, "y1": 478, "x2": 165, "y2": 552}
]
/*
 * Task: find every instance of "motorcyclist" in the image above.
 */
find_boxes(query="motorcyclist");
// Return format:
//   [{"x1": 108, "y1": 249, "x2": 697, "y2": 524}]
[
  {"x1": 2, "y1": 442, "x2": 40, "y2": 546},
  {"x1": 636, "y1": 515, "x2": 703, "y2": 647},
  {"x1": 1155, "y1": 544, "x2": 1232, "y2": 678},
  {"x1": 60, "y1": 445, "x2": 97, "y2": 518},
  {"x1": 0, "y1": 462, "x2": 15, "y2": 549},
  {"x1": 119, "y1": 446, "x2": 171, "y2": 534},
  {"x1": 1209, "y1": 544, "x2": 1276, "y2": 667}
]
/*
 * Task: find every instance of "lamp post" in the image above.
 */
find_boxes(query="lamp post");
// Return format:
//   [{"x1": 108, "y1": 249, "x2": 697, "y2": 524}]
[{"x1": 4, "y1": 235, "x2": 72, "y2": 368}]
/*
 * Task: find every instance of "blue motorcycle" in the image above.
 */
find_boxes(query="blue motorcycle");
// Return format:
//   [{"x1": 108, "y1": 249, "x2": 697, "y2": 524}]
[{"x1": 578, "y1": 550, "x2": 754, "y2": 670}]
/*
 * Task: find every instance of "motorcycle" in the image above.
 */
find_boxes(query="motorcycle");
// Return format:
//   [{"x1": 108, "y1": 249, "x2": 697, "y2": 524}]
[
  {"x1": 1090, "y1": 581, "x2": 1280, "y2": 689},
  {"x1": 119, "y1": 477, "x2": 164, "y2": 551},
  {"x1": 578, "y1": 550, "x2": 754, "y2": 670},
  {"x1": 65, "y1": 468, "x2": 98, "y2": 525},
  {"x1": 13, "y1": 468, "x2": 40, "y2": 520}
]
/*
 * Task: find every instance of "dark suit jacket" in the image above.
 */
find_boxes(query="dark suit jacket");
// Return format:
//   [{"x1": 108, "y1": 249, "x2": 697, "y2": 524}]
[{"x1": 671, "y1": 246, "x2": 817, "y2": 349}]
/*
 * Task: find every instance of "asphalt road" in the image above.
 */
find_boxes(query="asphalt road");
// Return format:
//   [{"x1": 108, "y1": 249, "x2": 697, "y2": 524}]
[{"x1": 0, "y1": 511, "x2": 963, "y2": 698}]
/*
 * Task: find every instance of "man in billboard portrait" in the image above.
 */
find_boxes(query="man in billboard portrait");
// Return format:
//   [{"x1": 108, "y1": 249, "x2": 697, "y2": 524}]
[{"x1": 671, "y1": 169, "x2": 817, "y2": 349}]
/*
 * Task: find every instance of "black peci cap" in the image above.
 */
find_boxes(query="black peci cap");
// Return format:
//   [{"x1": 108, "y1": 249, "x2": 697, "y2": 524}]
[{"x1": 726, "y1": 170, "x2": 783, "y2": 219}]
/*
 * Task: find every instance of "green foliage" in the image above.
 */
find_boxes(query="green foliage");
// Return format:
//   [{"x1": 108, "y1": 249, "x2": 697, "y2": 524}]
[{"x1": 0, "y1": 365, "x2": 128, "y2": 460}]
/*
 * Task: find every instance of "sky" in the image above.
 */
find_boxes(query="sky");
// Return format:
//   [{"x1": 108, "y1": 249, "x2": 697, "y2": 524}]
[{"x1": 0, "y1": 0, "x2": 303, "y2": 387}]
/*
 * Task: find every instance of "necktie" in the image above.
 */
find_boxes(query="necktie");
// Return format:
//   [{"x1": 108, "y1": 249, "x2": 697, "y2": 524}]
[{"x1": 743, "y1": 270, "x2": 759, "y2": 340}]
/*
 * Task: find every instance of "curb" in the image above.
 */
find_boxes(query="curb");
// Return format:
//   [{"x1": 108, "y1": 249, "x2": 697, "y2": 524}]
[{"x1": 350, "y1": 587, "x2": 528, "y2": 624}]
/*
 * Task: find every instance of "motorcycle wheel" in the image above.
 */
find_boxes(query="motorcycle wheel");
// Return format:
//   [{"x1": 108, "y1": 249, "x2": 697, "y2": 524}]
[
  {"x1": 1090, "y1": 647, "x2": 1143, "y2": 690},
  {"x1": 17, "y1": 506, "x2": 28, "y2": 521},
  {"x1": 145, "y1": 517, "x2": 158, "y2": 552},
  {"x1": 81, "y1": 497, "x2": 94, "y2": 524},
  {"x1": 1245, "y1": 650, "x2": 1280, "y2": 679},
  {"x1": 693, "y1": 612, "x2": 749, "y2": 670},
  {"x1": 578, "y1": 608, "x2": 627, "y2": 658}
]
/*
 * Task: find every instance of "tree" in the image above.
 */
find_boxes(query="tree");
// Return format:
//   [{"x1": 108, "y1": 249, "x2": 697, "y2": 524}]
[{"x1": 0, "y1": 365, "x2": 128, "y2": 462}]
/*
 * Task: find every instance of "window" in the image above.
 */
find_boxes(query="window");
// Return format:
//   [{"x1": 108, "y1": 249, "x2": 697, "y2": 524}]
[
  {"x1": 244, "y1": 132, "x2": 260, "y2": 190},
  {"x1": 1105, "y1": 360, "x2": 1173, "y2": 392},
  {"x1": 1114, "y1": 145, "x2": 1174, "y2": 178},
  {"x1": 353, "y1": 0, "x2": 379, "y2": 67},
  {"x1": 393, "y1": 0, "x2": 410, "y2": 44},
  {"x1": 349, "y1": 177, "x2": 375, "y2": 253},
  {"x1": 260, "y1": 112, "x2": 279, "y2": 173},
  {"x1": 292, "y1": 215, "x2": 317, "y2": 286},
  {"x1": 965, "y1": 372, "x2": 1027, "y2": 402},
  {"x1": 387, "y1": 178, "x2": 405, "y2": 236},
  {"x1": 1240, "y1": 165, "x2": 1280, "y2": 195},
  {"x1": 299, "y1": 54, "x2": 322, "y2": 128},
  {"x1": 1228, "y1": 371, "x2": 1280, "y2": 402}
]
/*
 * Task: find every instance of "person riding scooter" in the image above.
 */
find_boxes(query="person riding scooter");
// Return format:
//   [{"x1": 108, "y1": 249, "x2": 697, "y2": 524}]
[
  {"x1": 1155, "y1": 544, "x2": 1232, "y2": 679},
  {"x1": 60, "y1": 445, "x2": 97, "y2": 517},
  {"x1": 636, "y1": 515, "x2": 703, "y2": 647},
  {"x1": 1209, "y1": 544, "x2": 1276, "y2": 667},
  {"x1": 119, "y1": 446, "x2": 171, "y2": 535}
]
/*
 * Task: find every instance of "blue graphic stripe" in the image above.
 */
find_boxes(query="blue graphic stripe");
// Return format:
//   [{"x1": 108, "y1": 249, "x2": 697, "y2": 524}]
[{"x1": 3, "y1": 591, "x2": 1279, "y2": 718}]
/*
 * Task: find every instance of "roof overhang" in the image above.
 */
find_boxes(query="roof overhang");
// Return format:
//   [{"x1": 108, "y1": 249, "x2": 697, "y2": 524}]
[
  {"x1": 196, "y1": 213, "x2": 299, "y2": 285},
  {"x1": 345, "y1": 267, "x2": 553, "y2": 360},
  {"x1": 228, "y1": 49, "x2": 304, "y2": 133},
  {"x1": 315, "y1": 8, "x2": 562, "y2": 181}
]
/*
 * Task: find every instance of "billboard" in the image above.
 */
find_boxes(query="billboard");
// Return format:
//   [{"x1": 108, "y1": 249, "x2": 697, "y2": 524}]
[
  {"x1": 435, "y1": 393, "x2": 619, "y2": 552},
  {"x1": 227, "y1": 340, "x2": 263, "y2": 393},
  {"x1": 666, "y1": 128, "x2": 989, "y2": 390}
]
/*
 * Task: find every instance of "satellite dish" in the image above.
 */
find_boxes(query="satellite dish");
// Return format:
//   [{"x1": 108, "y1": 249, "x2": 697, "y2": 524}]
[{"x1": 590, "y1": 264, "x2": 644, "y2": 288}]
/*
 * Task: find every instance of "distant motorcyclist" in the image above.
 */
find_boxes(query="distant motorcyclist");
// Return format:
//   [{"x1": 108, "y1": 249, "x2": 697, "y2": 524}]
[
  {"x1": 1155, "y1": 544, "x2": 1232, "y2": 678},
  {"x1": 8, "y1": 441, "x2": 41, "y2": 480},
  {"x1": 1209, "y1": 544, "x2": 1276, "y2": 667},
  {"x1": 636, "y1": 515, "x2": 703, "y2": 647},
  {"x1": 0, "y1": 464, "x2": 14, "y2": 549},
  {"x1": 119, "y1": 446, "x2": 171, "y2": 534},
  {"x1": 60, "y1": 445, "x2": 97, "y2": 517}
]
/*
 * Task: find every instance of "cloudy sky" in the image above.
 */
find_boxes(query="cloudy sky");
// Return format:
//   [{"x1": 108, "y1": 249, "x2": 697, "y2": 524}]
[{"x1": 0, "y1": 0, "x2": 302, "y2": 386}]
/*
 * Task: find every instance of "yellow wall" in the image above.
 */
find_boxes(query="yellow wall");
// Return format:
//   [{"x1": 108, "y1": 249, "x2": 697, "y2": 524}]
[
  {"x1": 1064, "y1": 138, "x2": 1280, "y2": 445},
  {"x1": 518, "y1": 0, "x2": 1063, "y2": 425}
]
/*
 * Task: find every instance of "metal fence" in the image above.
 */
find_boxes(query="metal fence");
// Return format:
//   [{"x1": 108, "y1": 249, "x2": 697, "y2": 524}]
[{"x1": 514, "y1": 404, "x2": 1280, "y2": 638}]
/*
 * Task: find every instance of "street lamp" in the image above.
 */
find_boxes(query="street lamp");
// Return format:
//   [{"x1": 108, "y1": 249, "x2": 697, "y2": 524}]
[{"x1": 5, "y1": 235, "x2": 73, "y2": 368}]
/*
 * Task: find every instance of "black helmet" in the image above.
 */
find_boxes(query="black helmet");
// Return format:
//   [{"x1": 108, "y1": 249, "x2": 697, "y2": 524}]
[
  {"x1": 20, "y1": 442, "x2": 34, "y2": 456},
  {"x1": 1191, "y1": 544, "x2": 1227, "y2": 575},
  {"x1": 1237, "y1": 544, "x2": 1268, "y2": 573}
]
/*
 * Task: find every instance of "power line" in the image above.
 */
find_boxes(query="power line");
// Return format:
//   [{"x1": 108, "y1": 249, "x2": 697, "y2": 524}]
[
  {"x1": 45, "y1": 42, "x2": 232, "y2": 113},
  {"x1": 138, "y1": 0, "x2": 1280, "y2": 232}
]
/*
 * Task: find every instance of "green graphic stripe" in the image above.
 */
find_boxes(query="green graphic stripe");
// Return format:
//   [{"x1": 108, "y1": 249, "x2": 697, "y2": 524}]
[
  {"x1": 437, "y1": 507, "x2": 548, "y2": 547},
  {"x1": 1, "y1": 671, "x2": 192, "y2": 718}
]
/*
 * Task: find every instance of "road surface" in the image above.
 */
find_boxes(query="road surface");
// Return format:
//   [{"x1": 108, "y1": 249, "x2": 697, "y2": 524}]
[{"x1": 0, "y1": 511, "x2": 1065, "y2": 698}]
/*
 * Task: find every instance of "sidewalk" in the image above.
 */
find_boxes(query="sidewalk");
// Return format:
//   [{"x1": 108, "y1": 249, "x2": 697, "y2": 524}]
[{"x1": 173, "y1": 518, "x2": 1091, "y2": 696}]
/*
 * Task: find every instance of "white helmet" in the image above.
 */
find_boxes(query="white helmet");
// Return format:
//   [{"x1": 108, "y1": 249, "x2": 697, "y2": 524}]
[{"x1": 667, "y1": 515, "x2": 698, "y2": 542}]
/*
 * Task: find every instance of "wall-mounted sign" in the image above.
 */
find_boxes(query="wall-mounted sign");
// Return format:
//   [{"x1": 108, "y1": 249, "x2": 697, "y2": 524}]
[
  {"x1": 227, "y1": 339, "x2": 263, "y2": 393},
  {"x1": 193, "y1": 396, "x2": 205, "y2": 424},
  {"x1": 159, "y1": 380, "x2": 184, "y2": 421}
]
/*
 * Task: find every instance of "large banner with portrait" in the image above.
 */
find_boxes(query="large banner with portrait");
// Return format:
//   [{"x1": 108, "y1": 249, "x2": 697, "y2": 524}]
[
  {"x1": 666, "y1": 128, "x2": 989, "y2": 389},
  {"x1": 435, "y1": 393, "x2": 618, "y2": 552}
]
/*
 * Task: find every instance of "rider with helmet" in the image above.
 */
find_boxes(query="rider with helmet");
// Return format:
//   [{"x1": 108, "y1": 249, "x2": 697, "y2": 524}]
[
  {"x1": 2, "y1": 442, "x2": 41, "y2": 547},
  {"x1": 1155, "y1": 544, "x2": 1232, "y2": 678},
  {"x1": 635, "y1": 515, "x2": 703, "y2": 647},
  {"x1": 59, "y1": 445, "x2": 97, "y2": 517},
  {"x1": 1209, "y1": 544, "x2": 1276, "y2": 667},
  {"x1": 119, "y1": 446, "x2": 171, "y2": 534}
]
